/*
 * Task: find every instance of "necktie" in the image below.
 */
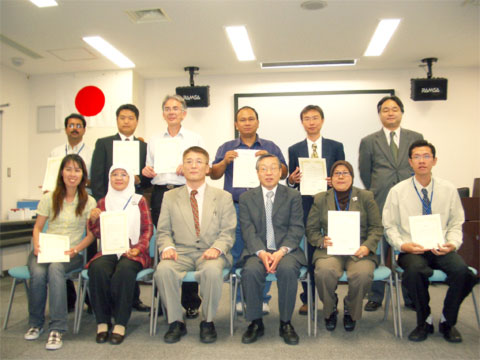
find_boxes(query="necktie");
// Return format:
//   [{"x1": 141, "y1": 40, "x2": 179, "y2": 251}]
[
  {"x1": 265, "y1": 191, "x2": 276, "y2": 250},
  {"x1": 390, "y1": 131, "x2": 398, "y2": 163},
  {"x1": 125, "y1": 138, "x2": 130, "y2": 141},
  {"x1": 421, "y1": 188, "x2": 431, "y2": 215},
  {"x1": 311, "y1": 143, "x2": 319, "y2": 158},
  {"x1": 190, "y1": 190, "x2": 200, "y2": 237}
]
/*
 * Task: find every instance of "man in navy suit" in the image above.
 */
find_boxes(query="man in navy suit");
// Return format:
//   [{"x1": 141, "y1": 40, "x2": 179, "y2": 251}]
[{"x1": 287, "y1": 105, "x2": 345, "y2": 315}]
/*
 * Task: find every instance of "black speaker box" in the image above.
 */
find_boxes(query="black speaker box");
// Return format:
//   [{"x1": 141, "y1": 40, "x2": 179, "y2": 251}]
[
  {"x1": 410, "y1": 78, "x2": 448, "y2": 101},
  {"x1": 175, "y1": 86, "x2": 210, "y2": 107}
]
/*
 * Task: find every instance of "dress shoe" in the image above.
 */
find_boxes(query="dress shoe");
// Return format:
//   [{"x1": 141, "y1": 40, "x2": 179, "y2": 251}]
[
  {"x1": 96, "y1": 331, "x2": 109, "y2": 344},
  {"x1": 325, "y1": 311, "x2": 338, "y2": 331},
  {"x1": 279, "y1": 322, "x2": 299, "y2": 345},
  {"x1": 343, "y1": 313, "x2": 356, "y2": 332},
  {"x1": 164, "y1": 321, "x2": 187, "y2": 344},
  {"x1": 133, "y1": 301, "x2": 150, "y2": 312},
  {"x1": 186, "y1": 307, "x2": 199, "y2": 319},
  {"x1": 242, "y1": 321, "x2": 264, "y2": 344},
  {"x1": 439, "y1": 322, "x2": 462, "y2": 343},
  {"x1": 199, "y1": 321, "x2": 217, "y2": 343},
  {"x1": 298, "y1": 303, "x2": 308, "y2": 316},
  {"x1": 408, "y1": 322, "x2": 434, "y2": 342},
  {"x1": 364, "y1": 300, "x2": 381, "y2": 312},
  {"x1": 109, "y1": 333, "x2": 124, "y2": 345}
]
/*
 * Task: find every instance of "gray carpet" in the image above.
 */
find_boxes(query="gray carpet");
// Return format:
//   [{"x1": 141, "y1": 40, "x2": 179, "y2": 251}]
[{"x1": 0, "y1": 274, "x2": 479, "y2": 360}]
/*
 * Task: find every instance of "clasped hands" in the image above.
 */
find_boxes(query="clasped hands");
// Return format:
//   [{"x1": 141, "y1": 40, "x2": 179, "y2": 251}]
[
  {"x1": 258, "y1": 249, "x2": 285, "y2": 274},
  {"x1": 161, "y1": 247, "x2": 220, "y2": 261},
  {"x1": 323, "y1": 236, "x2": 370, "y2": 258},
  {"x1": 400, "y1": 242, "x2": 455, "y2": 256}
]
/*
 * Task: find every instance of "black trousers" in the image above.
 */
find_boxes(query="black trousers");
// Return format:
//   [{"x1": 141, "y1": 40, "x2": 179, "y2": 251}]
[
  {"x1": 398, "y1": 251, "x2": 476, "y2": 327},
  {"x1": 88, "y1": 255, "x2": 142, "y2": 326}
]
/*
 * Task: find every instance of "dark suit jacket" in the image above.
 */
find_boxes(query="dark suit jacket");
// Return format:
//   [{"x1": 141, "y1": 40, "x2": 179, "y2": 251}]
[
  {"x1": 358, "y1": 128, "x2": 423, "y2": 212},
  {"x1": 306, "y1": 187, "x2": 383, "y2": 265},
  {"x1": 90, "y1": 133, "x2": 149, "y2": 201},
  {"x1": 238, "y1": 184, "x2": 306, "y2": 265},
  {"x1": 288, "y1": 137, "x2": 345, "y2": 223}
]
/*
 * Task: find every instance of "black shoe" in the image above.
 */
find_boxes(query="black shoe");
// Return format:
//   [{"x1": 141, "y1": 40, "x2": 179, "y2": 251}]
[
  {"x1": 199, "y1": 321, "x2": 217, "y2": 343},
  {"x1": 405, "y1": 303, "x2": 416, "y2": 311},
  {"x1": 110, "y1": 332, "x2": 124, "y2": 345},
  {"x1": 364, "y1": 300, "x2": 381, "y2": 312},
  {"x1": 439, "y1": 322, "x2": 462, "y2": 343},
  {"x1": 96, "y1": 331, "x2": 109, "y2": 344},
  {"x1": 164, "y1": 321, "x2": 187, "y2": 344},
  {"x1": 186, "y1": 307, "x2": 199, "y2": 319},
  {"x1": 343, "y1": 313, "x2": 356, "y2": 332},
  {"x1": 408, "y1": 322, "x2": 434, "y2": 342},
  {"x1": 242, "y1": 321, "x2": 264, "y2": 344},
  {"x1": 133, "y1": 301, "x2": 150, "y2": 312},
  {"x1": 325, "y1": 311, "x2": 338, "y2": 331},
  {"x1": 279, "y1": 322, "x2": 299, "y2": 345}
]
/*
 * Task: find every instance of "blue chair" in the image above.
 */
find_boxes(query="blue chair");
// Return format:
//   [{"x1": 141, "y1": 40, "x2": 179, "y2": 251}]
[{"x1": 73, "y1": 228, "x2": 157, "y2": 334}]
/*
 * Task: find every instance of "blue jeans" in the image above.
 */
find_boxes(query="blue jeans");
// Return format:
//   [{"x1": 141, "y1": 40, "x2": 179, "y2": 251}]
[
  {"x1": 27, "y1": 251, "x2": 83, "y2": 332},
  {"x1": 232, "y1": 203, "x2": 271, "y2": 304}
]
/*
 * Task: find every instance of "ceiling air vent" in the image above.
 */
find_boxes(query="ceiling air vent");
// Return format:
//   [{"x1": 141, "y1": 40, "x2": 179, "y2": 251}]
[{"x1": 125, "y1": 8, "x2": 170, "y2": 24}]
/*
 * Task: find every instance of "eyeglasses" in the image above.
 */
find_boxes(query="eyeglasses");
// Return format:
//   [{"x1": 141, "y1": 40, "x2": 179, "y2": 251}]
[
  {"x1": 184, "y1": 159, "x2": 207, "y2": 166},
  {"x1": 411, "y1": 154, "x2": 433, "y2": 161},
  {"x1": 333, "y1": 171, "x2": 351, "y2": 177},
  {"x1": 258, "y1": 166, "x2": 280, "y2": 173},
  {"x1": 67, "y1": 124, "x2": 83, "y2": 129},
  {"x1": 164, "y1": 106, "x2": 182, "y2": 113}
]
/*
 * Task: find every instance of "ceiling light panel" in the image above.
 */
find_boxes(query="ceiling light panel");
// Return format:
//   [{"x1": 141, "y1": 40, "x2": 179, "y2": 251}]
[
  {"x1": 364, "y1": 19, "x2": 401, "y2": 56},
  {"x1": 82, "y1": 36, "x2": 135, "y2": 68},
  {"x1": 225, "y1": 26, "x2": 255, "y2": 61},
  {"x1": 261, "y1": 60, "x2": 357, "y2": 69},
  {"x1": 29, "y1": 0, "x2": 58, "y2": 7}
]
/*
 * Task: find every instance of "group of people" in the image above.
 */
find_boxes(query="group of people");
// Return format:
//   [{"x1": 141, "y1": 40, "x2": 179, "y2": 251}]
[{"x1": 24, "y1": 94, "x2": 476, "y2": 351}]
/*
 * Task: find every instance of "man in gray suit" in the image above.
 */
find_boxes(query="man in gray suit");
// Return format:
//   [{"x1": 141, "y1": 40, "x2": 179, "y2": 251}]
[
  {"x1": 153, "y1": 146, "x2": 236, "y2": 344},
  {"x1": 359, "y1": 95, "x2": 423, "y2": 311},
  {"x1": 239, "y1": 154, "x2": 306, "y2": 345}
]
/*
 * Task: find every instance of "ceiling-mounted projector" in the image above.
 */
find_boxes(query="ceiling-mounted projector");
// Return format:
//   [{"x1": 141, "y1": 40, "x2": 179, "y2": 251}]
[
  {"x1": 411, "y1": 58, "x2": 447, "y2": 101},
  {"x1": 176, "y1": 66, "x2": 210, "y2": 107}
]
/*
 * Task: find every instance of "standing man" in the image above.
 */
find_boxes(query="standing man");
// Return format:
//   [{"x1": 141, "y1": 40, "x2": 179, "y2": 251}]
[
  {"x1": 383, "y1": 140, "x2": 476, "y2": 342},
  {"x1": 359, "y1": 95, "x2": 423, "y2": 312},
  {"x1": 153, "y1": 146, "x2": 236, "y2": 344},
  {"x1": 239, "y1": 154, "x2": 306, "y2": 345},
  {"x1": 288, "y1": 104, "x2": 345, "y2": 315},
  {"x1": 210, "y1": 106, "x2": 288, "y2": 314},
  {"x1": 90, "y1": 103, "x2": 150, "y2": 312},
  {"x1": 142, "y1": 94, "x2": 203, "y2": 318}
]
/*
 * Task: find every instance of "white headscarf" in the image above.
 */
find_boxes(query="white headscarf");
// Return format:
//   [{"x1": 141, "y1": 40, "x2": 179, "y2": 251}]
[{"x1": 105, "y1": 164, "x2": 142, "y2": 246}]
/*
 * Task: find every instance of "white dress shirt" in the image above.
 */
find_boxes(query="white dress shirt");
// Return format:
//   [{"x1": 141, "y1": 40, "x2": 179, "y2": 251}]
[
  {"x1": 50, "y1": 141, "x2": 93, "y2": 179},
  {"x1": 383, "y1": 127, "x2": 400, "y2": 148}
]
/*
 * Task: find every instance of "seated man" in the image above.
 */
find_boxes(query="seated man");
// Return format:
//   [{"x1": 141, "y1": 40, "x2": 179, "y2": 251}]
[
  {"x1": 239, "y1": 154, "x2": 306, "y2": 345},
  {"x1": 383, "y1": 140, "x2": 476, "y2": 343},
  {"x1": 153, "y1": 146, "x2": 236, "y2": 344}
]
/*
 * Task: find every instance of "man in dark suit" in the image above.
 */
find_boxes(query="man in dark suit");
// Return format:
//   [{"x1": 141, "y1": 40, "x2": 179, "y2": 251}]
[
  {"x1": 288, "y1": 104, "x2": 345, "y2": 315},
  {"x1": 239, "y1": 154, "x2": 306, "y2": 345},
  {"x1": 359, "y1": 95, "x2": 423, "y2": 312},
  {"x1": 90, "y1": 103, "x2": 150, "y2": 312}
]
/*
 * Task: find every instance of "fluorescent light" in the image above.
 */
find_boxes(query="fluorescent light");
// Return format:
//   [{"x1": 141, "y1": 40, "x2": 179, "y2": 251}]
[
  {"x1": 261, "y1": 59, "x2": 356, "y2": 69},
  {"x1": 364, "y1": 19, "x2": 401, "y2": 56},
  {"x1": 82, "y1": 36, "x2": 135, "y2": 68},
  {"x1": 29, "y1": 0, "x2": 58, "y2": 7},
  {"x1": 225, "y1": 26, "x2": 255, "y2": 61}
]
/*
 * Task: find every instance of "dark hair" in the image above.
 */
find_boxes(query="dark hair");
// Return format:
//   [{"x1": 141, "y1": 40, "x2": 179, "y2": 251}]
[
  {"x1": 300, "y1": 105, "x2": 324, "y2": 120},
  {"x1": 52, "y1": 154, "x2": 89, "y2": 220},
  {"x1": 235, "y1": 106, "x2": 258, "y2": 122},
  {"x1": 255, "y1": 153, "x2": 280, "y2": 170},
  {"x1": 377, "y1": 95, "x2": 404, "y2": 113},
  {"x1": 330, "y1": 160, "x2": 354, "y2": 180},
  {"x1": 116, "y1": 104, "x2": 139, "y2": 119},
  {"x1": 64, "y1": 113, "x2": 86, "y2": 128},
  {"x1": 408, "y1": 140, "x2": 436, "y2": 158},
  {"x1": 183, "y1": 146, "x2": 209, "y2": 163}
]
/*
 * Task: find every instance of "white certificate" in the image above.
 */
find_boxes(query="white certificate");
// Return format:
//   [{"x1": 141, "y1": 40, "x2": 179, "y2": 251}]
[
  {"x1": 37, "y1": 233, "x2": 70, "y2": 263},
  {"x1": 409, "y1": 214, "x2": 444, "y2": 249},
  {"x1": 327, "y1": 211, "x2": 360, "y2": 255},
  {"x1": 113, "y1": 140, "x2": 140, "y2": 174},
  {"x1": 42, "y1": 156, "x2": 63, "y2": 192},
  {"x1": 100, "y1": 211, "x2": 129, "y2": 255},
  {"x1": 233, "y1": 149, "x2": 259, "y2": 188},
  {"x1": 153, "y1": 138, "x2": 182, "y2": 174},
  {"x1": 298, "y1": 157, "x2": 327, "y2": 196}
]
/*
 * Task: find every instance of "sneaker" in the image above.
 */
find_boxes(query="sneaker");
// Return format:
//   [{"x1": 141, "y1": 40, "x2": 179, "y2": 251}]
[
  {"x1": 24, "y1": 327, "x2": 44, "y2": 340},
  {"x1": 262, "y1": 302, "x2": 270, "y2": 315},
  {"x1": 45, "y1": 330, "x2": 63, "y2": 350},
  {"x1": 236, "y1": 302, "x2": 243, "y2": 315}
]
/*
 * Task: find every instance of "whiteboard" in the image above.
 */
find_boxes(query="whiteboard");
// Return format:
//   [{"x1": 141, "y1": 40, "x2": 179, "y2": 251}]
[{"x1": 235, "y1": 90, "x2": 394, "y2": 188}]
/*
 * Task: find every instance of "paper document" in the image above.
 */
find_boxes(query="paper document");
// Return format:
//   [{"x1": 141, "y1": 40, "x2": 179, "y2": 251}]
[
  {"x1": 233, "y1": 149, "x2": 259, "y2": 188},
  {"x1": 100, "y1": 211, "x2": 129, "y2": 255},
  {"x1": 298, "y1": 157, "x2": 327, "y2": 195},
  {"x1": 37, "y1": 233, "x2": 70, "y2": 263},
  {"x1": 113, "y1": 140, "x2": 140, "y2": 174},
  {"x1": 327, "y1": 211, "x2": 360, "y2": 255},
  {"x1": 154, "y1": 138, "x2": 182, "y2": 174},
  {"x1": 42, "y1": 157, "x2": 64, "y2": 192},
  {"x1": 409, "y1": 214, "x2": 444, "y2": 249}
]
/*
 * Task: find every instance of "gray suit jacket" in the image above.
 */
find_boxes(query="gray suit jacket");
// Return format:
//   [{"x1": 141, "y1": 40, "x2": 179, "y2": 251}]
[
  {"x1": 156, "y1": 184, "x2": 236, "y2": 266},
  {"x1": 358, "y1": 128, "x2": 423, "y2": 212},
  {"x1": 238, "y1": 184, "x2": 307, "y2": 265}
]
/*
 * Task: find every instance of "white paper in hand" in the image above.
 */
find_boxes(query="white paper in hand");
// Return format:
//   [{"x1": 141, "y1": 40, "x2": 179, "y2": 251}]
[
  {"x1": 100, "y1": 211, "x2": 129, "y2": 255},
  {"x1": 327, "y1": 211, "x2": 360, "y2": 255},
  {"x1": 37, "y1": 233, "x2": 70, "y2": 263}
]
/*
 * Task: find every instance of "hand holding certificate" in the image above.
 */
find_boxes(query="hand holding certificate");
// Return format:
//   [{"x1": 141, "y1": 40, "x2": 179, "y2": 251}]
[
  {"x1": 298, "y1": 157, "x2": 327, "y2": 196},
  {"x1": 327, "y1": 211, "x2": 360, "y2": 255},
  {"x1": 100, "y1": 211, "x2": 129, "y2": 255},
  {"x1": 233, "y1": 149, "x2": 259, "y2": 188},
  {"x1": 37, "y1": 233, "x2": 70, "y2": 263},
  {"x1": 409, "y1": 214, "x2": 444, "y2": 250},
  {"x1": 113, "y1": 140, "x2": 140, "y2": 174}
]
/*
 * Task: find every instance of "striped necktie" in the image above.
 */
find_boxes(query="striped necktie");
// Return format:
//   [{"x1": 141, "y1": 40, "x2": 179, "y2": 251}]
[
  {"x1": 190, "y1": 190, "x2": 200, "y2": 237},
  {"x1": 311, "y1": 143, "x2": 319, "y2": 158},
  {"x1": 266, "y1": 191, "x2": 276, "y2": 250},
  {"x1": 421, "y1": 188, "x2": 431, "y2": 215}
]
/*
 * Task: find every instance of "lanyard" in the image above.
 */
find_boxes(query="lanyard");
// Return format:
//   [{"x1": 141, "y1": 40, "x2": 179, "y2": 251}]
[
  {"x1": 65, "y1": 143, "x2": 85, "y2": 155},
  {"x1": 412, "y1": 177, "x2": 434, "y2": 214},
  {"x1": 123, "y1": 195, "x2": 133, "y2": 210},
  {"x1": 334, "y1": 189, "x2": 352, "y2": 211}
]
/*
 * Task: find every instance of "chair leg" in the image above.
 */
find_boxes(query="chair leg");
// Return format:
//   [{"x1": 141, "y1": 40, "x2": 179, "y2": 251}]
[
  {"x1": 306, "y1": 276, "x2": 311, "y2": 336},
  {"x1": 229, "y1": 274, "x2": 234, "y2": 336},
  {"x1": 3, "y1": 278, "x2": 21, "y2": 330},
  {"x1": 471, "y1": 285, "x2": 480, "y2": 329},
  {"x1": 394, "y1": 273, "x2": 403, "y2": 338},
  {"x1": 386, "y1": 276, "x2": 398, "y2": 337},
  {"x1": 314, "y1": 289, "x2": 318, "y2": 337},
  {"x1": 149, "y1": 278, "x2": 156, "y2": 336},
  {"x1": 75, "y1": 279, "x2": 88, "y2": 334}
]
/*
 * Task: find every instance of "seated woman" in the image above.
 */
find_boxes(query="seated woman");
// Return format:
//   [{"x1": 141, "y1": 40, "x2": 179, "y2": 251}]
[
  {"x1": 25, "y1": 154, "x2": 96, "y2": 350},
  {"x1": 87, "y1": 164, "x2": 153, "y2": 345},
  {"x1": 306, "y1": 160, "x2": 382, "y2": 332}
]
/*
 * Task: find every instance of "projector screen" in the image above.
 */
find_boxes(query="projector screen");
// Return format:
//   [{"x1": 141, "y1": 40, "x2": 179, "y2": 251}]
[{"x1": 235, "y1": 89, "x2": 394, "y2": 188}]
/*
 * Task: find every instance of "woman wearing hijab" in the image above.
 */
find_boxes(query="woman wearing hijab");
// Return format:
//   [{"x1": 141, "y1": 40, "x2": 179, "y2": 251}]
[
  {"x1": 87, "y1": 164, "x2": 153, "y2": 345},
  {"x1": 306, "y1": 160, "x2": 383, "y2": 332}
]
